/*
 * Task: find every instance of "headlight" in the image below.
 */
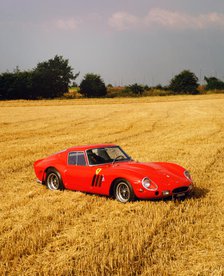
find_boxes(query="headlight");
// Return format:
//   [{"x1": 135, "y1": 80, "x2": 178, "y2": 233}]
[
  {"x1": 142, "y1": 177, "x2": 158, "y2": 191},
  {"x1": 184, "y1": 170, "x2": 192, "y2": 181},
  {"x1": 142, "y1": 177, "x2": 151, "y2": 189}
]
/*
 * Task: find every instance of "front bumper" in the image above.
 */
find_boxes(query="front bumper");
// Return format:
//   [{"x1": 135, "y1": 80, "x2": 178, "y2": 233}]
[{"x1": 136, "y1": 183, "x2": 193, "y2": 200}]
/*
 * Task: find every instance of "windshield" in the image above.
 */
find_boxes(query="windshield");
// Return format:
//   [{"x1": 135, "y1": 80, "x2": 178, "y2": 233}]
[{"x1": 87, "y1": 146, "x2": 130, "y2": 165}]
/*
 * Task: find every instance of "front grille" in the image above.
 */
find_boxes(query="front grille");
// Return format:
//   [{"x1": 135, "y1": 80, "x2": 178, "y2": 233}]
[{"x1": 172, "y1": 186, "x2": 189, "y2": 194}]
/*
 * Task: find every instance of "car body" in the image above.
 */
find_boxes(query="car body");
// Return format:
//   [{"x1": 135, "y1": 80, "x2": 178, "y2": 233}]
[{"x1": 34, "y1": 144, "x2": 193, "y2": 203}]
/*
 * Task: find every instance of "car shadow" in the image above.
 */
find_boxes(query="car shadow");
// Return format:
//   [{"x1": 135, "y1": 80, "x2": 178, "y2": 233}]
[
  {"x1": 66, "y1": 186, "x2": 209, "y2": 202},
  {"x1": 190, "y1": 186, "x2": 209, "y2": 199}
]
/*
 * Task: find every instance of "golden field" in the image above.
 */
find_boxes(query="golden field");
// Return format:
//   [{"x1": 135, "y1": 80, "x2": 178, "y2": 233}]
[{"x1": 0, "y1": 94, "x2": 224, "y2": 275}]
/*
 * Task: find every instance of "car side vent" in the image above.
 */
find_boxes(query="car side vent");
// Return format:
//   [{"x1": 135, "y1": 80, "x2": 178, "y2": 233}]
[{"x1": 91, "y1": 174, "x2": 103, "y2": 187}]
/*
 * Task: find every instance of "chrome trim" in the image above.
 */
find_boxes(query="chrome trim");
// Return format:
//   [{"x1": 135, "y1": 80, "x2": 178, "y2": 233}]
[
  {"x1": 188, "y1": 184, "x2": 193, "y2": 190},
  {"x1": 184, "y1": 170, "x2": 191, "y2": 181},
  {"x1": 36, "y1": 179, "x2": 43, "y2": 184},
  {"x1": 67, "y1": 151, "x2": 87, "y2": 166},
  {"x1": 142, "y1": 177, "x2": 158, "y2": 191}
]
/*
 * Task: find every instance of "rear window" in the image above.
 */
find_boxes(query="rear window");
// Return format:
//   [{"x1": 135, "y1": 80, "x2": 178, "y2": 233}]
[{"x1": 68, "y1": 152, "x2": 86, "y2": 166}]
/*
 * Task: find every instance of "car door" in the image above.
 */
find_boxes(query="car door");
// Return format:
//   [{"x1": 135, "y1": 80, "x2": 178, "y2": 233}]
[{"x1": 65, "y1": 151, "x2": 105, "y2": 194}]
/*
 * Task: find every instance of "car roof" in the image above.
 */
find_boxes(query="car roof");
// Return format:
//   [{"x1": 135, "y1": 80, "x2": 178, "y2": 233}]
[{"x1": 66, "y1": 143, "x2": 117, "y2": 152}]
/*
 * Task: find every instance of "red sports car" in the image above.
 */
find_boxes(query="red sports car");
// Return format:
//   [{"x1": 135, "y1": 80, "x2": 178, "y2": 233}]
[{"x1": 34, "y1": 144, "x2": 193, "y2": 203}]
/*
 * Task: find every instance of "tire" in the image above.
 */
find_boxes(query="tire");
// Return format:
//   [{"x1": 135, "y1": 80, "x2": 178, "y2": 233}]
[
  {"x1": 46, "y1": 168, "x2": 64, "y2": 191},
  {"x1": 114, "y1": 179, "x2": 135, "y2": 203}
]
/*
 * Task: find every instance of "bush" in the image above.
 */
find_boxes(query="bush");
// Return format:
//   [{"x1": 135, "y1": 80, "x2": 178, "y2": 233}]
[
  {"x1": 145, "y1": 89, "x2": 172, "y2": 97},
  {"x1": 0, "y1": 70, "x2": 33, "y2": 100},
  {"x1": 169, "y1": 70, "x2": 199, "y2": 94},
  {"x1": 79, "y1": 73, "x2": 107, "y2": 98},
  {"x1": 127, "y1": 83, "x2": 144, "y2": 96},
  {"x1": 204, "y1": 76, "x2": 224, "y2": 91}
]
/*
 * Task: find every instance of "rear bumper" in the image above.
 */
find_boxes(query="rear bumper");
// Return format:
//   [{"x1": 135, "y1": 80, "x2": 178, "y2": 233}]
[{"x1": 36, "y1": 179, "x2": 43, "y2": 184}]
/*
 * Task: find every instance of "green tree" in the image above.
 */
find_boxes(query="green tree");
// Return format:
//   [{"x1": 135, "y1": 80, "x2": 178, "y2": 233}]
[
  {"x1": 204, "y1": 76, "x2": 224, "y2": 90},
  {"x1": 79, "y1": 73, "x2": 107, "y2": 97},
  {"x1": 169, "y1": 70, "x2": 199, "y2": 94},
  {"x1": 0, "y1": 70, "x2": 33, "y2": 100},
  {"x1": 127, "y1": 83, "x2": 144, "y2": 96},
  {"x1": 33, "y1": 55, "x2": 78, "y2": 98}
]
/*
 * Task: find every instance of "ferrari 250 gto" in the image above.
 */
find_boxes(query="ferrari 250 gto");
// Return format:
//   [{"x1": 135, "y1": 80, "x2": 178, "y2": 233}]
[{"x1": 34, "y1": 144, "x2": 193, "y2": 203}]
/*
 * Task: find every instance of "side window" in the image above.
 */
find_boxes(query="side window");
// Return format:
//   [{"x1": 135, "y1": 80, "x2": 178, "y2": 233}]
[
  {"x1": 76, "y1": 152, "x2": 86, "y2": 166},
  {"x1": 68, "y1": 152, "x2": 86, "y2": 166},
  {"x1": 68, "y1": 152, "x2": 76, "y2": 165}
]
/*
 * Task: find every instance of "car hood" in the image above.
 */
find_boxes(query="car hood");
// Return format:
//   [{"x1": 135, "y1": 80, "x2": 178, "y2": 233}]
[{"x1": 109, "y1": 161, "x2": 189, "y2": 187}]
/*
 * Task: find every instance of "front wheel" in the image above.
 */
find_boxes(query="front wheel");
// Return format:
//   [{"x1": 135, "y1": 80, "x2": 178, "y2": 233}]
[
  {"x1": 46, "y1": 169, "x2": 64, "y2": 191},
  {"x1": 114, "y1": 180, "x2": 135, "y2": 203}
]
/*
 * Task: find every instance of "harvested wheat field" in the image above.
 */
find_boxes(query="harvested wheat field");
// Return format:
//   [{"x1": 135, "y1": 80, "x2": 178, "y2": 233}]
[{"x1": 0, "y1": 94, "x2": 224, "y2": 275}]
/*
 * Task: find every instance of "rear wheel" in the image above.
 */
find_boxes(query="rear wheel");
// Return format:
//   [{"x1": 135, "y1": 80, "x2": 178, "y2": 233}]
[
  {"x1": 114, "y1": 179, "x2": 135, "y2": 203},
  {"x1": 46, "y1": 169, "x2": 64, "y2": 190}
]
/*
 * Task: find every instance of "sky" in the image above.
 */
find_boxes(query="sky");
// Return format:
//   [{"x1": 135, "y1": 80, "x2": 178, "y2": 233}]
[{"x1": 1, "y1": 0, "x2": 224, "y2": 86}]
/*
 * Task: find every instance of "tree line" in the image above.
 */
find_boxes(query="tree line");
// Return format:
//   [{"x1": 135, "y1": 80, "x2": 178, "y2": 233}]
[
  {"x1": 0, "y1": 56, "x2": 78, "y2": 100},
  {"x1": 0, "y1": 55, "x2": 224, "y2": 100}
]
